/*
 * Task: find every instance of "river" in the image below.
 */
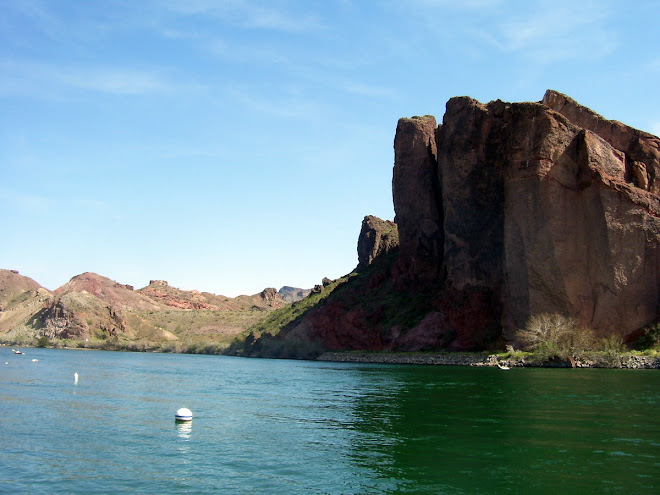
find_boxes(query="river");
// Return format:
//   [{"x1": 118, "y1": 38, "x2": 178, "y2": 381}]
[{"x1": 1, "y1": 347, "x2": 658, "y2": 494}]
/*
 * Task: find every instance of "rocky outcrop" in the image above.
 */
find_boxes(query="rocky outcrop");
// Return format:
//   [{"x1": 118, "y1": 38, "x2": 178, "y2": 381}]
[
  {"x1": 542, "y1": 90, "x2": 660, "y2": 194},
  {"x1": 391, "y1": 90, "x2": 660, "y2": 345},
  {"x1": 392, "y1": 116, "x2": 442, "y2": 282},
  {"x1": 278, "y1": 286, "x2": 311, "y2": 303},
  {"x1": 356, "y1": 215, "x2": 399, "y2": 269},
  {"x1": 260, "y1": 288, "x2": 279, "y2": 302}
]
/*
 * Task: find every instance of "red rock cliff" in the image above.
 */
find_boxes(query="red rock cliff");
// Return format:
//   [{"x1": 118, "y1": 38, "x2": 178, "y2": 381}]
[{"x1": 393, "y1": 90, "x2": 660, "y2": 342}]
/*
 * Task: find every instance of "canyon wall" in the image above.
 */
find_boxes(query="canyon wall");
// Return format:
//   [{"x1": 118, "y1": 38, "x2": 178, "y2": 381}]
[{"x1": 393, "y1": 90, "x2": 660, "y2": 342}]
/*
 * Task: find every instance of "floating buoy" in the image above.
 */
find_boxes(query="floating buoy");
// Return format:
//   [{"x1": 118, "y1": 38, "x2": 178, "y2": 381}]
[
  {"x1": 74, "y1": 372, "x2": 79, "y2": 383},
  {"x1": 175, "y1": 408, "x2": 193, "y2": 422}
]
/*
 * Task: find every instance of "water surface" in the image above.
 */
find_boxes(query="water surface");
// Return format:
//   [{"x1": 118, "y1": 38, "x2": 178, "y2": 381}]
[{"x1": 1, "y1": 348, "x2": 658, "y2": 493}]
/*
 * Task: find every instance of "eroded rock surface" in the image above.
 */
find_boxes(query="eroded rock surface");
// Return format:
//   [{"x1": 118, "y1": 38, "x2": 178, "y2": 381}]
[
  {"x1": 393, "y1": 90, "x2": 660, "y2": 343},
  {"x1": 357, "y1": 215, "x2": 399, "y2": 269}
]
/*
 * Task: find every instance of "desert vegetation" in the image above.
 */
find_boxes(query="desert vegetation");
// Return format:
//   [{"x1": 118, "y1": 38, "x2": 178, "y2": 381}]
[{"x1": 511, "y1": 313, "x2": 659, "y2": 366}]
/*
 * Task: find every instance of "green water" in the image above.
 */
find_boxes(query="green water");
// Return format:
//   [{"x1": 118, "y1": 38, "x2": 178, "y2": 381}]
[{"x1": 0, "y1": 348, "x2": 658, "y2": 494}]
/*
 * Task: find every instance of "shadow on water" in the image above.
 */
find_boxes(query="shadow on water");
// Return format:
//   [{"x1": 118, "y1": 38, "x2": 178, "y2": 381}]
[{"x1": 347, "y1": 366, "x2": 660, "y2": 494}]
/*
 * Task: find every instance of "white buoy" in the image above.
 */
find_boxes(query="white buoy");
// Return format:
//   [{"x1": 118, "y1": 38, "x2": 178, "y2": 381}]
[
  {"x1": 74, "y1": 372, "x2": 79, "y2": 383},
  {"x1": 175, "y1": 407, "x2": 193, "y2": 422}
]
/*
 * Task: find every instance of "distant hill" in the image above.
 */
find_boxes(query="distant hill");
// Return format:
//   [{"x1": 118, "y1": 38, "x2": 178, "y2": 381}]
[
  {"x1": 0, "y1": 270, "x2": 52, "y2": 343},
  {"x1": 278, "y1": 286, "x2": 311, "y2": 303},
  {"x1": 0, "y1": 269, "x2": 307, "y2": 353}
]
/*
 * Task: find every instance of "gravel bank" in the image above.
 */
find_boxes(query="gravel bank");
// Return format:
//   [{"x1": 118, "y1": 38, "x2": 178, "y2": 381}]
[{"x1": 317, "y1": 352, "x2": 660, "y2": 369}]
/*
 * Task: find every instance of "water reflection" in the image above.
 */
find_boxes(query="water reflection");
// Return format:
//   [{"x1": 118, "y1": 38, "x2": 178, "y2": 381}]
[
  {"x1": 347, "y1": 366, "x2": 660, "y2": 494},
  {"x1": 176, "y1": 421, "x2": 192, "y2": 440}
]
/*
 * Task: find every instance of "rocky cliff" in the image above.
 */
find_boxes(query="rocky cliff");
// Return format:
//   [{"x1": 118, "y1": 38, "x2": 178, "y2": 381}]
[
  {"x1": 244, "y1": 90, "x2": 660, "y2": 354},
  {"x1": 391, "y1": 90, "x2": 660, "y2": 345}
]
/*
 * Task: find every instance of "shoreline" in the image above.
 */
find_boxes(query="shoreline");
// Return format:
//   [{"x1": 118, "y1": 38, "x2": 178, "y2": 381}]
[
  {"x1": 317, "y1": 351, "x2": 660, "y2": 369},
  {"x1": 4, "y1": 344, "x2": 659, "y2": 368}
]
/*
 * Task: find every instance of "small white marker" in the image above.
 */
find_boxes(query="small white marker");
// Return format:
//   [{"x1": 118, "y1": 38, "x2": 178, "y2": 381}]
[
  {"x1": 175, "y1": 408, "x2": 193, "y2": 422},
  {"x1": 74, "y1": 372, "x2": 79, "y2": 384}
]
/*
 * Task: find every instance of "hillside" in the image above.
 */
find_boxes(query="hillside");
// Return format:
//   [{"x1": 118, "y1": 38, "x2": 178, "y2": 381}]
[
  {"x1": 0, "y1": 270, "x2": 306, "y2": 352},
  {"x1": 0, "y1": 270, "x2": 53, "y2": 342}
]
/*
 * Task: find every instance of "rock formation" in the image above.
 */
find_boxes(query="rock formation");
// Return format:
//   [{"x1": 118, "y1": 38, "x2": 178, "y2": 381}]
[
  {"x1": 393, "y1": 90, "x2": 660, "y2": 345},
  {"x1": 357, "y1": 215, "x2": 399, "y2": 269},
  {"x1": 392, "y1": 116, "x2": 442, "y2": 281},
  {"x1": 251, "y1": 90, "x2": 660, "y2": 355}
]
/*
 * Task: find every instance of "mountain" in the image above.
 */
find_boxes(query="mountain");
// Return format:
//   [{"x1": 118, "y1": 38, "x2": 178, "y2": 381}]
[
  {"x1": 233, "y1": 90, "x2": 660, "y2": 357},
  {"x1": 0, "y1": 271, "x2": 301, "y2": 352},
  {"x1": 278, "y1": 286, "x2": 311, "y2": 303}
]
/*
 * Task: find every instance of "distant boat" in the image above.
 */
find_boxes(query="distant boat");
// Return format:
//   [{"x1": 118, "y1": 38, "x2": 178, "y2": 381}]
[
  {"x1": 12, "y1": 349, "x2": 23, "y2": 355},
  {"x1": 497, "y1": 363, "x2": 510, "y2": 370}
]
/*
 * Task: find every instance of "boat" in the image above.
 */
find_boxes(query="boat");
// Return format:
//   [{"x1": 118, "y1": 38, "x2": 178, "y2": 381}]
[
  {"x1": 497, "y1": 363, "x2": 510, "y2": 370},
  {"x1": 12, "y1": 349, "x2": 23, "y2": 355}
]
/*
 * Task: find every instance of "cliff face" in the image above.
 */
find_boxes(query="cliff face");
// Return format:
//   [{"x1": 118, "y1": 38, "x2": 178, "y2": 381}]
[
  {"x1": 393, "y1": 90, "x2": 660, "y2": 344},
  {"x1": 254, "y1": 90, "x2": 660, "y2": 355}
]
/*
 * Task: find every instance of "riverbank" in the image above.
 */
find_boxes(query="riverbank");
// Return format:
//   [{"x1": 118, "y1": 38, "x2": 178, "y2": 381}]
[{"x1": 317, "y1": 351, "x2": 660, "y2": 369}]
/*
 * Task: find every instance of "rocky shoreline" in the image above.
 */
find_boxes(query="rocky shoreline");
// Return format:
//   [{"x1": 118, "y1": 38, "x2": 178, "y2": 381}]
[{"x1": 317, "y1": 352, "x2": 660, "y2": 369}]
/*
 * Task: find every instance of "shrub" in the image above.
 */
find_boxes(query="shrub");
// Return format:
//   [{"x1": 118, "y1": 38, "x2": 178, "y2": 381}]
[
  {"x1": 637, "y1": 321, "x2": 660, "y2": 350},
  {"x1": 517, "y1": 313, "x2": 575, "y2": 350},
  {"x1": 600, "y1": 333, "x2": 625, "y2": 353},
  {"x1": 516, "y1": 313, "x2": 596, "y2": 360}
]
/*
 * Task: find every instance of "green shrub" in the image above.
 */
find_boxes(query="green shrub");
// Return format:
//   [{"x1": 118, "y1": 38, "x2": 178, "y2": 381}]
[{"x1": 637, "y1": 322, "x2": 660, "y2": 350}]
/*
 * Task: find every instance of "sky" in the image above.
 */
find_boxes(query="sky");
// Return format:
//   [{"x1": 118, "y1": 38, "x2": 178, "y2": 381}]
[{"x1": 1, "y1": 0, "x2": 659, "y2": 297}]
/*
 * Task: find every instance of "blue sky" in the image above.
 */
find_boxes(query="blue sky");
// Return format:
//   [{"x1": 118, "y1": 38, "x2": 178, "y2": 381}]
[{"x1": 1, "y1": 0, "x2": 659, "y2": 296}]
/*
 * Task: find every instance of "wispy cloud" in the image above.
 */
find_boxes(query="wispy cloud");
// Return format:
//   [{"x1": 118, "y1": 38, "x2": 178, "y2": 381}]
[
  {"x1": 228, "y1": 88, "x2": 327, "y2": 119},
  {"x1": 202, "y1": 37, "x2": 393, "y2": 100},
  {"x1": 495, "y1": 0, "x2": 616, "y2": 61},
  {"x1": 61, "y1": 67, "x2": 167, "y2": 95},
  {"x1": 412, "y1": 0, "x2": 503, "y2": 9},
  {"x1": 159, "y1": 0, "x2": 325, "y2": 33},
  {"x1": 337, "y1": 81, "x2": 393, "y2": 98},
  {"x1": 408, "y1": 0, "x2": 616, "y2": 63},
  {"x1": 0, "y1": 59, "x2": 171, "y2": 97},
  {"x1": 3, "y1": 0, "x2": 66, "y2": 41}
]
